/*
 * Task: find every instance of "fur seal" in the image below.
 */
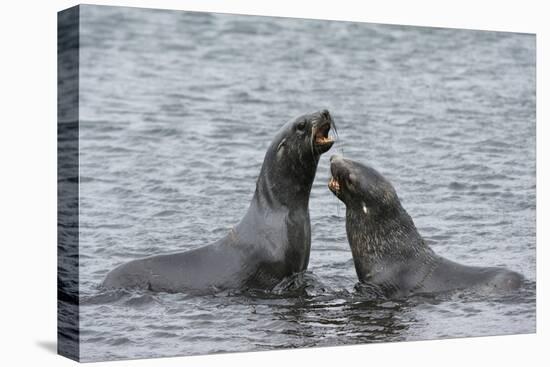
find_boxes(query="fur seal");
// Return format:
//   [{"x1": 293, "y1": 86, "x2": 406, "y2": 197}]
[
  {"x1": 328, "y1": 155, "x2": 523, "y2": 298},
  {"x1": 102, "y1": 110, "x2": 335, "y2": 293}
]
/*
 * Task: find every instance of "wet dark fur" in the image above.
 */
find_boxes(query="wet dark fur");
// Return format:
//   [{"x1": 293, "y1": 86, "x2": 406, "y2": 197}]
[
  {"x1": 329, "y1": 156, "x2": 523, "y2": 298},
  {"x1": 102, "y1": 110, "x2": 335, "y2": 293}
]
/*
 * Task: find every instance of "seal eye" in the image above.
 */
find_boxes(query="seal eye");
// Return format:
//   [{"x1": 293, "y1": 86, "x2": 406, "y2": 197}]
[{"x1": 296, "y1": 120, "x2": 307, "y2": 131}]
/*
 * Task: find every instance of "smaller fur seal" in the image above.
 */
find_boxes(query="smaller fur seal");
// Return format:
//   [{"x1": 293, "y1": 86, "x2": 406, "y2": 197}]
[{"x1": 328, "y1": 155, "x2": 523, "y2": 298}]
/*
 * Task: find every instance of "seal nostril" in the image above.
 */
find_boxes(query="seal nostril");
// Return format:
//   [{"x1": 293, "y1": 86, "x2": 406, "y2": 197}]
[{"x1": 321, "y1": 109, "x2": 330, "y2": 120}]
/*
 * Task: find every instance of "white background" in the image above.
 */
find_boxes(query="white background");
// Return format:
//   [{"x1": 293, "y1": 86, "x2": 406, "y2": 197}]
[{"x1": 0, "y1": 0, "x2": 547, "y2": 366}]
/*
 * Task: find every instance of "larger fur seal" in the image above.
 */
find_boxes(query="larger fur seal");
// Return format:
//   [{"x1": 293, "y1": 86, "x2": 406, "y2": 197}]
[
  {"x1": 328, "y1": 155, "x2": 523, "y2": 298},
  {"x1": 102, "y1": 110, "x2": 335, "y2": 293}
]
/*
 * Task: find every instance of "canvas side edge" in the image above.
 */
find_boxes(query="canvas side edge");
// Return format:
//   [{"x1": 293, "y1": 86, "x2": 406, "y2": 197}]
[{"x1": 57, "y1": 4, "x2": 81, "y2": 362}]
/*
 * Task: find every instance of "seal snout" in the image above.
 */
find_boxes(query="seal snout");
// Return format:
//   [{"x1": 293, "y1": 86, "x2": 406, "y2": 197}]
[
  {"x1": 330, "y1": 154, "x2": 343, "y2": 163},
  {"x1": 329, "y1": 155, "x2": 347, "y2": 175},
  {"x1": 328, "y1": 155, "x2": 348, "y2": 194}
]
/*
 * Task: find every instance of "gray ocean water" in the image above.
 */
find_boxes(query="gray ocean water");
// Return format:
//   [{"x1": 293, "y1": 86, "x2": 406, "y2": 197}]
[{"x1": 74, "y1": 5, "x2": 535, "y2": 362}]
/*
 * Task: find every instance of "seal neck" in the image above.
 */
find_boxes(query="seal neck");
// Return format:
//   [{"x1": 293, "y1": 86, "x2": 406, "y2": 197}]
[
  {"x1": 346, "y1": 205, "x2": 434, "y2": 281},
  {"x1": 234, "y1": 154, "x2": 315, "y2": 275},
  {"x1": 253, "y1": 150, "x2": 318, "y2": 210}
]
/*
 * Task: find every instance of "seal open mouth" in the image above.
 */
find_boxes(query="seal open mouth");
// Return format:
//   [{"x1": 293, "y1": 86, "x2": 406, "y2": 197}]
[
  {"x1": 328, "y1": 175, "x2": 341, "y2": 194},
  {"x1": 328, "y1": 155, "x2": 347, "y2": 195},
  {"x1": 313, "y1": 122, "x2": 334, "y2": 153}
]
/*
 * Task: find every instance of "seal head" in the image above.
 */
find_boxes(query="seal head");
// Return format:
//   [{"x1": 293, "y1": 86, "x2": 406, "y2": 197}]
[{"x1": 258, "y1": 109, "x2": 335, "y2": 207}]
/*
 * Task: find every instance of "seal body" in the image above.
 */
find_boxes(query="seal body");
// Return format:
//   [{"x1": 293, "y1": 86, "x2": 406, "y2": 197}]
[
  {"x1": 102, "y1": 110, "x2": 335, "y2": 293},
  {"x1": 328, "y1": 156, "x2": 523, "y2": 298}
]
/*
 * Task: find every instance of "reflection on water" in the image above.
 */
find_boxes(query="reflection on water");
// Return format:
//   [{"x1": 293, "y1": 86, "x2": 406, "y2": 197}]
[{"x1": 73, "y1": 5, "x2": 535, "y2": 362}]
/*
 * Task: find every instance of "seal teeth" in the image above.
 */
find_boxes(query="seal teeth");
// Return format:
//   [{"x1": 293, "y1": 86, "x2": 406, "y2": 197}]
[
  {"x1": 315, "y1": 125, "x2": 333, "y2": 145},
  {"x1": 317, "y1": 136, "x2": 334, "y2": 144},
  {"x1": 328, "y1": 176, "x2": 340, "y2": 192},
  {"x1": 314, "y1": 122, "x2": 333, "y2": 146}
]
